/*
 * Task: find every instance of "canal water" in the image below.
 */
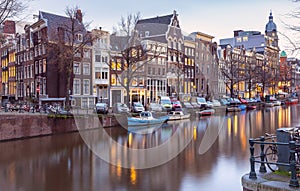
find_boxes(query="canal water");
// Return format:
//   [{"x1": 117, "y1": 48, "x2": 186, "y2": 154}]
[{"x1": 1, "y1": 105, "x2": 300, "y2": 191}]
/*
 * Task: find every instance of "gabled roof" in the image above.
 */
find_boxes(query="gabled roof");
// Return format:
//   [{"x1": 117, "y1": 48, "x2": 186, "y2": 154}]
[
  {"x1": 37, "y1": 11, "x2": 86, "y2": 41},
  {"x1": 137, "y1": 14, "x2": 173, "y2": 25}
]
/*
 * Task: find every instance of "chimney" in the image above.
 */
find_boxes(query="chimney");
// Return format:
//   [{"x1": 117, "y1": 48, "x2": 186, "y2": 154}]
[
  {"x1": 76, "y1": 9, "x2": 82, "y2": 23},
  {"x1": 234, "y1": 30, "x2": 243, "y2": 37},
  {"x1": 3, "y1": 20, "x2": 16, "y2": 34}
]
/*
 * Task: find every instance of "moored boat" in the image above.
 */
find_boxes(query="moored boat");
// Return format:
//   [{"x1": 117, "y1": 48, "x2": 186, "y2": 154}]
[
  {"x1": 196, "y1": 108, "x2": 215, "y2": 116},
  {"x1": 226, "y1": 105, "x2": 241, "y2": 112},
  {"x1": 168, "y1": 111, "x2": 191, "y2": 121},
  {"x1": 285, "y1": 98, "x2": 299, "y2": 105},
  {"x1": 127, "y1": 111, "x2": 169, "y2": 127},
  {"x1": 246, "y1": 105, "x2": 256, "y2": 110}
]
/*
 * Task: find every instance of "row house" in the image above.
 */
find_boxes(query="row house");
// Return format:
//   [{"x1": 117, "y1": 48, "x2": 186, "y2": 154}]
[
  {"x1": 287, "y1": 57, "x2": 300, "y2": 93},
  {"x1": 91, "y1": 28, "x2": 110, "y2": 104},
  {"x1": 1, "y1": 20, "x2": 18, "y2": 104},
  {"x1": 189, "y1": 32, "x2": 219, "y2": 99},
  {"x1": 135, "y1": 10, "x2": 196, "y2": 102},
  {"x1": 15, "y1": 10, "x2": 94, "y2": 108},
  {"x1": 219, "y1": 11, "x2": 280, "y2": 97}
]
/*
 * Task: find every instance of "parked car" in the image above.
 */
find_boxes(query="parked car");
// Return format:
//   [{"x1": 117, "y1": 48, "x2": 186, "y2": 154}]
[
  {"x1": 190, "y1": 101, "x2": 201, "y2": 109},
  {"x1": 182, "y1": 102, "x2": 194, "y2": 109},
  {"x1": 148, "y1": 102, "x2": 163, "y2": 112},
  {"x1": 95, "y1": 102, "x2": 109, "y2": 114},
  {"x1": 158, "y1": 96, "x2": 172, "y2": 111},
  {"x1": 171, "y1": 100, "x2": 182, "y2": 111},
  {"x1": 219, "y1": 98, "x2": 230, "y2": 106},
  {"x1": 211, "y1": 99, "x2": 221, "y2": 107},
  {"x1": 132, "y1": 102, "x2": 145, "y2": 113},
  {"x1": 113, "y1": 103, "x2": 130, "y2": 114},
  {"x1": 206, "y1": 101, "x2": 213, "y2": 108},
  {"x1": 196, "y1": 97, "x2": 208, "y2": 108}
]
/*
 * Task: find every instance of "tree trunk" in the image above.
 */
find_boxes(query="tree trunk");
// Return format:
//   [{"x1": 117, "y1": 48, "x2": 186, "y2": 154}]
[{"x1": 65, "y1": 67, "x2": 71, "y2": 111}]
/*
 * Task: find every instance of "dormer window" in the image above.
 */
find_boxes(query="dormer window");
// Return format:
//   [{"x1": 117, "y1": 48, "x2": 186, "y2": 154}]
[{"x1": 76, "y1": 33, "x2": 83, "y2": 42}]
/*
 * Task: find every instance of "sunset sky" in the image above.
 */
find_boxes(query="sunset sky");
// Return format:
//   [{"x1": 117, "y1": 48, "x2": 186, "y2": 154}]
[{"x1": 26, "y1": 0, "x2": 299, "y2": 57}]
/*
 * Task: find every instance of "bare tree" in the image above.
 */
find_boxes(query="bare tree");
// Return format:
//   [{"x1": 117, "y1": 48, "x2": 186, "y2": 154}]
[
  {"x1": 47, "y1": 6, "x2": 96, "y2": 110},
  {"x1": 219, "y1": 46, "x2": 246, "y2": 98},
  {"x1": 109, "y1": 13, "x2": 166, "y2": 107},
  {"x1": 0, "y1": 0, "x2": 30, "y2": 25}
]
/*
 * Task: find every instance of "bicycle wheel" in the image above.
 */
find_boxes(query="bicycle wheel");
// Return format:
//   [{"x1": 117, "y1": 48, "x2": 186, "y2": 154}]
[{"x1": 265, "y1": 146, "x2": 278, "y2": 172}]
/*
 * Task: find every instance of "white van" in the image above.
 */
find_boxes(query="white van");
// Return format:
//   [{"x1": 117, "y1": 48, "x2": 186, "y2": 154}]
[{"x1": 158, "y1": 96, "x2": 172, "y2": 111}]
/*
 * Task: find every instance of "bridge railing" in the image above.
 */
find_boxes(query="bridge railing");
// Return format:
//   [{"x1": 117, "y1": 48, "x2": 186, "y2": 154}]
[{"x1": 248, "y1": 135, "x2": 300, "y2": 187}]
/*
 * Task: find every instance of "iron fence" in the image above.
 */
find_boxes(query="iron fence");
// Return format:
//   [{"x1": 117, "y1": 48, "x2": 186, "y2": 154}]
[{"x1": 248, "y1": 135, "x2": 300, "y2": 187}]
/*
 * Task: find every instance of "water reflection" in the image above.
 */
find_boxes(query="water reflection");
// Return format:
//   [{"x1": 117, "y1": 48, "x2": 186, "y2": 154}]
[{"x1": 0, "y1": 105, "x2": 300, "y2": 190}]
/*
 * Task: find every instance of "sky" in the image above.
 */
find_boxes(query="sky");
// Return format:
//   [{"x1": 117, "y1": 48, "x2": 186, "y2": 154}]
[{"x1": 25, "y1": 0, "x2": 300, "y2": 57}]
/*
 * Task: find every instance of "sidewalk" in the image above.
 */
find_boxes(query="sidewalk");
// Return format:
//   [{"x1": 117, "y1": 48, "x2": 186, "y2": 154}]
[{"x1": 242, "y1": 172, "x2": 300, "y2": 191}]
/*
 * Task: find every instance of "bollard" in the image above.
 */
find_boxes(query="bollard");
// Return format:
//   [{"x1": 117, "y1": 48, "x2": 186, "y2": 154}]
[
  {"x1": 259, "y1": 136, "x2": 267, "y2": 173},
  {"x1": 249, "y1": 138, "x2": 257, "y2": 179},
  {"x1": 289, "y1": 141, "x2": 299, "y2": 187},
  {"x1": 4, "y1": 103, "x2": 8, "y2": 112}
]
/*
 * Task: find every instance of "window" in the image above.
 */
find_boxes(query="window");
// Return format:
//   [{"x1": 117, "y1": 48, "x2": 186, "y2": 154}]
[
  {"x1": 42, "y1": 44, "x2": 46, "y2": 54},
  {"x1": 102, "y1": 71, "x2": 108, "y2": 79},
  {"x1": 81, "y1": 98, "x2": 88, "y2": 108},
  {"x1": 95, "y1": 72, "x2": 101, "y2": 79},
  {"x1": 39, "y1": 60, "x2": 42, "y2": 74},
  {"x1": 35, "y1": 61, "x2": 38, "y2": 75},
  {"x1": 242, "y1": 36, "x2": 248, "y2": 42},
  {"x1": 83, "y1": 49, "x2": 90, "y2": 58},
  {"x1": 24, "y1": 66, "x2": 27, "y2": 78},
  {"x1": 74, "y1": 62, "x2": 80, "y2": 74},
  {"x1": 83, "y1": 79, "x2": 90, "y2": 95},
  {"x1": 95, "y1": 54, "x2": 101, "y2": 62},
  {"x1": 43, "y1": 59, "x2": 46, "y2": 73},
  {"x1": 76, "y1": 33, "x2": 83, "y2": 42},
  {"x1": 73, "y1": 79, "x2": 80, "y2": 95},
  {"x1": 111, "y1": 74, "x2": 116, "y2": 85},
  {"x1": 83, "y1": 63, "x2": 90, "y2": 75}
]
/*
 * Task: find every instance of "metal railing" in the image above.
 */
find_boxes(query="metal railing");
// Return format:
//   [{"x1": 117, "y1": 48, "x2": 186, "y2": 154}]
[{"x1": 248, "y1": 135, "x2": 300, "y2": 187}]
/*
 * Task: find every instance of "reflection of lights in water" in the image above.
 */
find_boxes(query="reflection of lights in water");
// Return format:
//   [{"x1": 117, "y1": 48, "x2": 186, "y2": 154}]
[
  {"x1": 116, "y1": 160, "x2": 122, "y2": 177},
  {"x1": 128, "y1": 132, "x2": 132, "y2": 147},
  {"x1": 227, "y1": 118, "x2": 231, "y2": 136},
  {"x1": 234, "y1": 115, "x2": 238, "y2": 136},
  {"x1": 193, "y1": 126, "x2": 197, "y2": 141},
  {"x1": 130, "y1": 166, "x2": 137, "y2": 185}
]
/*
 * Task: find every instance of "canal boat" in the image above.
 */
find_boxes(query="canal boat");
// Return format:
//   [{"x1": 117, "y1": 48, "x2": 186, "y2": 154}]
[
  {"x1": 285, "y1": 97, "x2": 299, "y2": 105},
  {"x1": 168, "y1": 111, "x2": 191, "y2": 121},
  {"x1": 196, "y1": 108, "x2": 215, "y2": 116},
  {"x1": 226, "y1": 105, "x2": 241, "y2": 112},
  {"x1": 127, "y1": 111, "x2": 169, "y2": 127},
  {"x1": 246, "y1": 105, "x2": 256, "y2": 110}
]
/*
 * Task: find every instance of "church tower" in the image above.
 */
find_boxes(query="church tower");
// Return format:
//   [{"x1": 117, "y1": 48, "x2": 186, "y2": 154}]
[{"x1": 265, "y1": 11, "x2": 278, "y2": 48}]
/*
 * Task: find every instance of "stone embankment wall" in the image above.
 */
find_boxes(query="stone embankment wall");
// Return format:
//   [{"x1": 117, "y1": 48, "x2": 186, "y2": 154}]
[{"x1": 0, "y1": 114, "x2": 119, "y2": 142}]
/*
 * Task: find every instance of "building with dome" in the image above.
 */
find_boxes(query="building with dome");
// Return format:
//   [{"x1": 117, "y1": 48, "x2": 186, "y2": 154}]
[{"x1": 218, "y1": 11, "x2": 280, "y2": 98}]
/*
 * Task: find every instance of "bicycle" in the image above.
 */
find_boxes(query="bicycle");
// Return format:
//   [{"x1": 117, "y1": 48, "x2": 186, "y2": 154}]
[{"x1": 264, "y1": 133, "x2": 278, "y2": 172}]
